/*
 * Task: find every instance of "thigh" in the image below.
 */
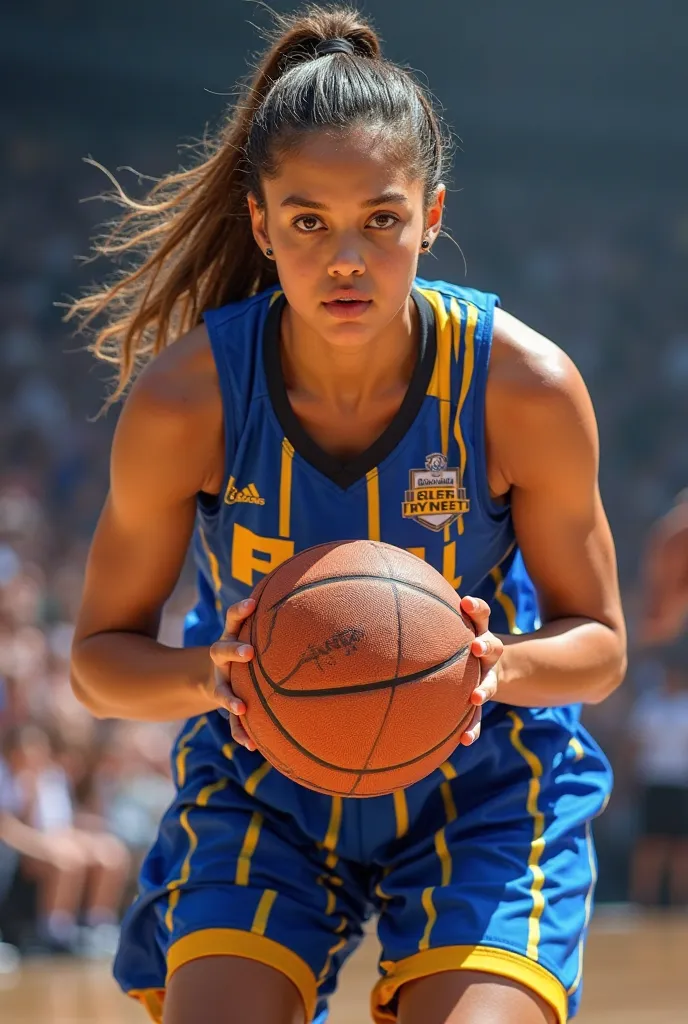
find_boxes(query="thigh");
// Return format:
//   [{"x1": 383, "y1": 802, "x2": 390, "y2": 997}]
[
  {"x1": 398, "y1": 970, "x2": 555, "y2": 1024},
  {"x1": 374, "y1": 710, "x2": 611, "y2": 1024},
  {"x1": 164, "y1": 955, "x2": 305, "y2": 1024}
]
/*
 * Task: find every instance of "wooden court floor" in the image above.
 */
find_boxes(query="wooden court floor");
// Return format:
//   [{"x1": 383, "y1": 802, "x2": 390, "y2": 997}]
[{"x1": 1, "y1": 912, "x2": 685, "y2": 1023}]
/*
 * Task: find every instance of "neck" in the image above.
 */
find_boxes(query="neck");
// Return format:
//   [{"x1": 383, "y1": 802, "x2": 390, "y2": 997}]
[{"x1": 280, "y1": 297, "x2": 419, "y2": 411}]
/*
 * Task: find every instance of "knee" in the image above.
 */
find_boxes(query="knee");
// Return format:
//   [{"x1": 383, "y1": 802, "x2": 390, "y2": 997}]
[
  {"x1": 88, "y1": 833, "x2": 132, "y2": 874},
  {"x1": 47, "y1": 837, "x2": 90, "y2": 875}
]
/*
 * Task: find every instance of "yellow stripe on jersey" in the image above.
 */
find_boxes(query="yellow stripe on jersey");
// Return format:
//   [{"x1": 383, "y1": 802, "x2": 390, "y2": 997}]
[
  {"x1": 366, "y1": 467, "x2": 381, "y2": 542},
  {"x1": 244, "y1": 759, "x2": 272, "y2": 796},
  {"x1": 235, "y1": 811, "x2": 264, "y2": 887},
  {"x1": 321, "y1": 796, "x2": 343, "y2": 870},
  {"x1": 317, "y1": 917, "x2": 348, "y2": 985},
  {"x1": 417, "y1": 288, "x2": 452, "y2": 456},
  {"x1": 269, "y1": 289, "x2": 283, "y2": 306},
  {"x1": 198, "y1": 526, "x2": 223, "y2": 615},
  {"x1": 453, "y1": 301, "x2": 478, "y2": 536},
  {"x1": 279, "y1": 439, "x2": 294, "y2": 538},
  {"x1": 418, "y1": 887, "x2": 437, "y2": 951},
  {"x1": 164, "y1": 776, "x2": 228, "y2": 931},
  {"x1": 489, "y1": 543, "x2": 519, "y2": 634},
  {"x1": 251, "y1": 889, "x2": 278, "y2": 937},
  {"x1": 393, "y1": 789, "x2": 409, "y2": 839},
  {"x1": 174, "y1": 716, "x2": 208, "y2": 788},
  {"x1": 507, "y1": 711, "x2": 546, "y2": 961}
]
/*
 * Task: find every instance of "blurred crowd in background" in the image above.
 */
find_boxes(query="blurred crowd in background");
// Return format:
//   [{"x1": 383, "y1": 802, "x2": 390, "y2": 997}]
[{"x1": 0, "y1": 119, "x2": 686, "y2": 965}]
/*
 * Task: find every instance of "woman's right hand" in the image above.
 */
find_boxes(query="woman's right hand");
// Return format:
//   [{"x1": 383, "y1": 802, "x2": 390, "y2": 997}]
[{"x1": 208, "y1": 598, "x2": 256, "y2": 750}]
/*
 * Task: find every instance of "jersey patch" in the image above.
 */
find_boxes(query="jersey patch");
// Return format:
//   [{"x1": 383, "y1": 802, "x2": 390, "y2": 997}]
[{"x1": 401, "y1": 452, "x2": 470, "y2": 533}]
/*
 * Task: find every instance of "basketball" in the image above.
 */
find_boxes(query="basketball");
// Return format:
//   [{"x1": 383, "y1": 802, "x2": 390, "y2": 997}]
[{"x1": 231, "y1": 540, "x2": 479, "y2": 796}]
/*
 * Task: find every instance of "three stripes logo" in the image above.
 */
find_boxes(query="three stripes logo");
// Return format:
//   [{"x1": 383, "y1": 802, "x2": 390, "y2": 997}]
[{"x1": 225, "y1": 482, "x2": 266, "y2": 506}]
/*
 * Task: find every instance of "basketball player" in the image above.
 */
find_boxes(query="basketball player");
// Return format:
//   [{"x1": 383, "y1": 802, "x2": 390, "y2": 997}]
[
  {"x1": 68, "y1": 8, "x2": 627, "y2": 1024},
  {"x1": 637, "y1": 490, "x2": 688, "y2": 647}
]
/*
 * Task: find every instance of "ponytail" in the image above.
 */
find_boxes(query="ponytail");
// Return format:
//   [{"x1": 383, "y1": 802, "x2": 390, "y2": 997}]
[{"x1": 67, "y1": 5, "x2": 446, "y2": 406}]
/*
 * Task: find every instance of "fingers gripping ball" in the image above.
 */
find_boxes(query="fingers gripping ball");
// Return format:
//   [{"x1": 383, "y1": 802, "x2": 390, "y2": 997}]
[{"x1": 231, "y1": 541, "x2": 479, "y2": 797}]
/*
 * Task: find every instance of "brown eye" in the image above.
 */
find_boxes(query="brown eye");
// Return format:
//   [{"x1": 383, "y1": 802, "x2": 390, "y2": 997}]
[
  {"x1": 369, "y1": 213, "x2": 399, "y2": 230},
  {"x1": 294, "y1": 215, "x2": 323, "y2": 232}
]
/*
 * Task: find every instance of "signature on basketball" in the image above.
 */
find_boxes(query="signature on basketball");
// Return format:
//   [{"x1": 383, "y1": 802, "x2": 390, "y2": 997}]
[{"x1": 301, "y1": 627, "x2": 365, "y2": 671}]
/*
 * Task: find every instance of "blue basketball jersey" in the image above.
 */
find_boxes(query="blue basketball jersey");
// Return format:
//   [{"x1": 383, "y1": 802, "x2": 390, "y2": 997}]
[
  {"x1": 185, "y1": 278, "x2": 538, "y2": 660},
  {"x1": 115, "y1": 278, "x2": 611, "y2": 1024}
]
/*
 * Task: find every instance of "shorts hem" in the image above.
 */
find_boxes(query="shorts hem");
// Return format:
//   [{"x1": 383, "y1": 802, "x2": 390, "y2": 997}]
[
  {"x1": 372, "y1": 944, "x2": 568, "y2": 1024},
  {"x1": 127, "y1": 988, "x2": 165, "y2": 1024},
  {"x1": 167, "y1": 928, "x2": 317, "y2": 1021}
]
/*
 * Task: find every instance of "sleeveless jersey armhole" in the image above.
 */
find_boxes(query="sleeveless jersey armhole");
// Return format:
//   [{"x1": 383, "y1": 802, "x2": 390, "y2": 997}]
[
  {"x1": 470, "y1": 293, "x2": 511, "y2": 521},
  {"x1": 197, "y1": 309, "x2": 238, "y2": 515}
]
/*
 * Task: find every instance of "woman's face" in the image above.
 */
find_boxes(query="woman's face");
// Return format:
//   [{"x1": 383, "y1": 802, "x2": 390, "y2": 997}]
[{"x1": 249, "y1": 126, "x2": 444, "y2": 345}]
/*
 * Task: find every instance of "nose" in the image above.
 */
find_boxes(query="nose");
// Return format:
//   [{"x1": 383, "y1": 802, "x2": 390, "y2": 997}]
[{"x1": 327, "y1": 238, "x2": 366, "y2": 278}]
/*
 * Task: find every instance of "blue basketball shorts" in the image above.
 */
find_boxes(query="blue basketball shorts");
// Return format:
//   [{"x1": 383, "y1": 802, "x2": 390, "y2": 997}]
[{"x1": 113, "y1": 704, "x2": 611, "y2": 1023}]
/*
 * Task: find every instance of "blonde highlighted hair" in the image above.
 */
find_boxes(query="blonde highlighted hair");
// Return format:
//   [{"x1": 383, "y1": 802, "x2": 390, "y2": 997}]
[{"x1": 66, "y1": 4, "x2": 447, "y2": 406}]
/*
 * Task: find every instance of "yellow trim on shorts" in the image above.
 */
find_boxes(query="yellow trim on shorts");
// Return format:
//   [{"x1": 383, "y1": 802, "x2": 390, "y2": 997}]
[
  {"x1": 127, "y1": 988, "x2": 165, "y2": 1024},
  {"x1": 373, "y1": 945, "x2": 568, "y2": 1024},
  {"x1": 167, "y1": 928, "x2": 317, "y2": 1021}
]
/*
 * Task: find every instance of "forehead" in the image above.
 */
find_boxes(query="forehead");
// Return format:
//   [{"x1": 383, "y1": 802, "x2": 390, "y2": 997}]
[{"x1": 264, "y1": 126, "x2": 422, "y2": 204}]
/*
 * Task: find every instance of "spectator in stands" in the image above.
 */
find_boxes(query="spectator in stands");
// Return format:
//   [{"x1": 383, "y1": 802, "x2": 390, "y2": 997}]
[
  {"x1": 0, "y1": 724, "x2": 130, "y2": 956},
  {"x1": 628, "y1": 647, "x2": 688, "y2": 906}
]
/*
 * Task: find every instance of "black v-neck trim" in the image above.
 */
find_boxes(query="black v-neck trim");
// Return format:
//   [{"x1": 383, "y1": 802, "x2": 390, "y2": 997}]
[{"x1": 263, "y1": 290, "x2": 437, "y2": 490}]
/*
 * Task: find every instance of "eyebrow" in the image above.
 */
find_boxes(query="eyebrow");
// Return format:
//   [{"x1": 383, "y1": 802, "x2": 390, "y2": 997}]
[{"x1": 280, "y1": 191, "x2": 410, "y2": 210}]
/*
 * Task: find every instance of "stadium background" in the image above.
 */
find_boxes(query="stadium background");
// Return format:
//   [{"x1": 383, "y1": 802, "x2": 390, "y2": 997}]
[{"x1": 1, "y1": 0, "x2": 687, "y2": 974}]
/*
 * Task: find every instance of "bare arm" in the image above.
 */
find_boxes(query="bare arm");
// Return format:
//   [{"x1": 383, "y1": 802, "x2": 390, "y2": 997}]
[
  {"x1": 637, "y1": 503, "x2": 688, "y2": 645},
  {"x1": 485, "y1": 309, "x2": 627, "y2": 707},
  {"x1": 70, "y1": 327, "x2": 227, "y2": 721}
]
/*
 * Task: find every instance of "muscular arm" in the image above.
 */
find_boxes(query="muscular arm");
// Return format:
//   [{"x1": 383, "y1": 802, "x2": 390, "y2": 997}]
[
  {"x1": 70, "y1": 327, "x2": 225, "y2": 721},
  {"x1": 486, "y1": 309, "x2": 627, "y2": 706}
]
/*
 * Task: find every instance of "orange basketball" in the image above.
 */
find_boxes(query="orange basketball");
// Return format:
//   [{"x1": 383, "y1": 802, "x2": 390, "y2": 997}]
[{"x1": 231, "y1": 540, "x2": 479, "y2": 797}]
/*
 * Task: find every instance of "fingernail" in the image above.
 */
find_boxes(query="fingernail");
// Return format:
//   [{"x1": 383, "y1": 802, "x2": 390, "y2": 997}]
[
  {"x1": 476, "y1": 688, "x2": 487, "y2": 703},
  {"x1": 229, "y1": 701, "x2": 244, "y2": 715},
  {"x1": 237, "y1": 644, "x2": 252, "y2": 657},
  {"x1": 241, "y1": 599, "x2": 254, "y2": 611},
  {"x1": 475, "y1": 640, "x2": 488, "y2": 655}
]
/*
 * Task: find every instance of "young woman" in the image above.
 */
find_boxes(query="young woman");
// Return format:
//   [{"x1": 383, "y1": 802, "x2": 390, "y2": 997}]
[{"x1": 69, "y1": 7, "x2": 626, "y2": 1024}]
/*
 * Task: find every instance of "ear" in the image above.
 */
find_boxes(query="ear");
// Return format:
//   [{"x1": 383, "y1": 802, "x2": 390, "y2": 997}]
[
  {"x1": 424, "y1": 184, "x2": 446, "y2": 247},
  {"x1": 247, "y1": 193, "x2": 271, "y2": 253}
]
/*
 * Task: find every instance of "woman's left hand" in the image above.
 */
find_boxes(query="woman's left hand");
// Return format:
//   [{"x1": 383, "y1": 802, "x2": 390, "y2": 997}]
[{"x1": 458, "y1": 596, "x2": 505, "y2": 746}]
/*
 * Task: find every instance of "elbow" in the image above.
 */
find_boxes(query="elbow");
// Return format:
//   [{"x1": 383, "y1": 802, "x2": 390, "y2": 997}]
[
  {"x1": 587, "y1": 637, "x2": 628, "y2": 705},
  {"x1": 69, "y1": 646, "x2": 110, "y2": 720}
]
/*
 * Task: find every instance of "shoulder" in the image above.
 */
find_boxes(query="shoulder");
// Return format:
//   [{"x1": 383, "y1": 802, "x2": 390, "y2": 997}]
[
  {"x1": 488, "y1": 307, "x2": 595, "y2": 429},
  {"x1": 112, "y1": 324, "x2": 224, "y2": 497},
  {"x1": 486, "y1": 308, "x2": 598, "y2": 489},
  {"x1": 489, "y1": 308, "x2": 584, "y2": 404},
  {"x1": 128, "y1": 324, "x2": 219, "y2": 421}
]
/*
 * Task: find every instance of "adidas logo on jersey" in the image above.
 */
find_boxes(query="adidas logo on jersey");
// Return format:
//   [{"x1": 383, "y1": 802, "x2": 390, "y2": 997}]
[{"x1": 225, "y1": 482, "x2": 266, "y2": 506}]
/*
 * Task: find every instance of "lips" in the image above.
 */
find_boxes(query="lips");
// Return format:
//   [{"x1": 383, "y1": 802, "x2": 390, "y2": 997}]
[{"x1": 322, "y1": 295, "x2": 373, "y2": 320}]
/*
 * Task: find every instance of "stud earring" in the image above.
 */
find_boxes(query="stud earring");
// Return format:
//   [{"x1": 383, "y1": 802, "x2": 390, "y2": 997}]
[
  {"x1": 421, "y1": 239, "x2": 430, "y2": 251},
  {"x1": 265, "y1": 247, "x2": 274, "y2": 257}
]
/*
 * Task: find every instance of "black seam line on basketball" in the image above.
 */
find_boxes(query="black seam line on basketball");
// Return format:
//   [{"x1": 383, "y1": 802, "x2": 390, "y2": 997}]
[
  {"x1": 247, "y1": 654, "x2": 474, "y2": 774},
  {"x1": 257, "y1": 641, "x2": 471, "y2": 698},
  {"x1": 265, "y1": 574, "x2": 463, "y2": 618},
  {"x1": 262, "y1": 574, "x2": 464, "y2": 689},
  {"x1": 350, "y1": 551, "x2": 403, "y2": 795},
  {"x1": 259, "y1": 540, "x2": 360, "y2": 657},
  {"x1": 350, "y1": 687, "x2": 395, "y2": 796}
]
